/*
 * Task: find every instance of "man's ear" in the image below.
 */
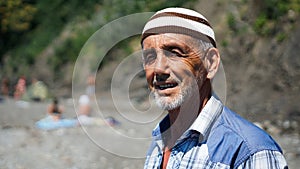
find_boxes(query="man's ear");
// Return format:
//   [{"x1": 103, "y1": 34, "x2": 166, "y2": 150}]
[{"x1": 204, "y1": 48, "x2": 220, "y2": 79}]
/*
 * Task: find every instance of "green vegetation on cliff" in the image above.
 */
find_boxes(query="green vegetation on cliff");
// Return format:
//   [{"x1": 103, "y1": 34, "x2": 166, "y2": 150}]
[
  {"x1": 0, "y1": 0, "x2": 194, "y2": 77},
  {"x1": 0, "y1": 0, "x2": 299, "y2": 89}
]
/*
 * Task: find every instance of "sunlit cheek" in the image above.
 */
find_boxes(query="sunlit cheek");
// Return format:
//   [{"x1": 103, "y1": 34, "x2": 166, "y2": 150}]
[
  {"x1": 182, "y1": 54, "x2": 207, "y2": 85},
  {"x1": 182, "y1": 55, "x2": 202, "y2": 75},
  {"x1": 144, "y1": 67, "x2": 154, "y2": 89}
]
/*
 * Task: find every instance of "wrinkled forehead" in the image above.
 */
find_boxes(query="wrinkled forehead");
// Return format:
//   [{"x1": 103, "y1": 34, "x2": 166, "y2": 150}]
[{"x1": 142, "y1": 33, "x2": 202, "y2": 50}]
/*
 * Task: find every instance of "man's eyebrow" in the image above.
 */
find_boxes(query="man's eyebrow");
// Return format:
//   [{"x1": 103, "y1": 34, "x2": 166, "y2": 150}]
[{"x1": 142, "y1": 48, "x2": 155, "y2": 54}]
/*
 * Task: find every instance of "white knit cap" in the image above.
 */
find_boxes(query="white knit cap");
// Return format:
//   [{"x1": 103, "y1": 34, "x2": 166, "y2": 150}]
[{"x1": 141, "y1": 7, "x2": 216, "y2": 47}]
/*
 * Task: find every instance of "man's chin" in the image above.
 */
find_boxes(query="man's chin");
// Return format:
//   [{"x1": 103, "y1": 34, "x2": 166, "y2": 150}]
[{"x1": 153, "y1": 93, "x2": 184, "y2": 111}]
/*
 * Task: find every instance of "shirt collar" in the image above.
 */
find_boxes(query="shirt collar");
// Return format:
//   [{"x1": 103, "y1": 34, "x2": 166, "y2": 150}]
[
  {"x1": 152, "y1": 94, "x2": 223, "y2": 143},
  {"x1": 189, "y1": 94, "x2": 223, "y2": 141},
  {"x1": 152, "y1": 114, "x2": 169, "y2": 137}
]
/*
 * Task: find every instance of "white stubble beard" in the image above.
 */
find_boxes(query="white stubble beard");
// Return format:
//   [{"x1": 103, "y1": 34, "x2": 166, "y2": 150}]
[{"x1": 151, "y1": 82, "x2": 194, "y2": 111}]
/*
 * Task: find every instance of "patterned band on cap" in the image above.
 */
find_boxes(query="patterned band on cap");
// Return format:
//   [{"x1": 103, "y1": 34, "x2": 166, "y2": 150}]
[{"x1": 141, "y1": 8, "x2": 216, "y2": 47}]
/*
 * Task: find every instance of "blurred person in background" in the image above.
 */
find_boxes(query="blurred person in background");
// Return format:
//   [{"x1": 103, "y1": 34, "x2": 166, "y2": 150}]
[
  {"x1": 47, "y1": 97, "x2": 64, "y2": 121},
  {"x1": 14, "y1": 76, "x2": 26, "y2": 100},
  {"x1": 86, "y1": 74, "x2": 96, "y2": 99},
  {"x1": 24, "y1": 77, "x2": 49, "y2": 102},
  {"x1": 77, "y1": 94, "x2": 93, "y2": 125},
  {"x1": 1, "y1": 77, "x2": 10, "y2": 97}
]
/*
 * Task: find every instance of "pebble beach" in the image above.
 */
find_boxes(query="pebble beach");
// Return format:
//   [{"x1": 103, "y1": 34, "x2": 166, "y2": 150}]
[{"x1": 0, "y1": 96, "x2": 299, "y2": 169}]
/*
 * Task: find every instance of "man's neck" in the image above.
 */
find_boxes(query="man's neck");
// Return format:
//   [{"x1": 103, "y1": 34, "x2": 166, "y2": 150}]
[{"x1": 165, "y1": 80, "x2": 212, "y2": 147}]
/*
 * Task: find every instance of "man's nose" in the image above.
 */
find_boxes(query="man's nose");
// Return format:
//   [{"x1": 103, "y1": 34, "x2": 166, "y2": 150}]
[{"x1": 154, "y1": 53, "x2": 169, "y2": 82}]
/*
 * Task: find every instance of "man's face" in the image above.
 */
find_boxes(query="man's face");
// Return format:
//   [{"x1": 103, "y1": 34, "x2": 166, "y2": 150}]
[{"x1": 142, "y1": 33, "x2": 208, "y2": 110}]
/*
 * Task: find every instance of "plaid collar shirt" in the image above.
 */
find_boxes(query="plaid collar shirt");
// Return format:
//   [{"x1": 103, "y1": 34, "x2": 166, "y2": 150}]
[{"x1": 144, "y1": 96, "x2": 288, "y2": 169}]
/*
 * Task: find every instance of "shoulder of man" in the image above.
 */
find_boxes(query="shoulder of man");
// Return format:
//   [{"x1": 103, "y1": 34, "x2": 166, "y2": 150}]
[{"x1": 206, "y1": 106, "x2": 282, "y2": 167}]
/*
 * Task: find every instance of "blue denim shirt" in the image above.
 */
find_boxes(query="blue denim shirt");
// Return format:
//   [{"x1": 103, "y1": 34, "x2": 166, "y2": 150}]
[{"x1": 144, "y1": 96, "x2": 287, "y2": 169}]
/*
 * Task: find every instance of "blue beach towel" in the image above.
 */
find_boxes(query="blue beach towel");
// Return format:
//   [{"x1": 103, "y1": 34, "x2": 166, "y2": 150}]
[{"x1": 35, "y1": 116, "x2": 77, "y2": 130}]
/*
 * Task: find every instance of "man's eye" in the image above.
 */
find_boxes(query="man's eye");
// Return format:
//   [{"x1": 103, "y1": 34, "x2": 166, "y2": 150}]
[
  {"x1": 143, "y1": 51, "x2": 156, "y2": 64},
  {"x1": 171, "y1": 49, "x2": 183, "y2": 57},
  {"x1": 165, "y1": 49, "x2": 184, "y2": 58}
]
